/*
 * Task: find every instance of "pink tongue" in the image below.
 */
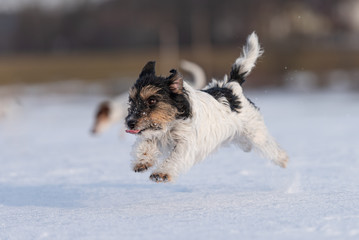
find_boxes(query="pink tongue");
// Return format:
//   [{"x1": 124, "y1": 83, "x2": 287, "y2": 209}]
[{"x1": 126, "y1": 129, "x2": 141, "y2": 134}]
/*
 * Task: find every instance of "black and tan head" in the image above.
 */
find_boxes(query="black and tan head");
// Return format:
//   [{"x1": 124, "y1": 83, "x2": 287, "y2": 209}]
[{"x1": 125, "y1": 61, "x2": 191, "y2": 135}]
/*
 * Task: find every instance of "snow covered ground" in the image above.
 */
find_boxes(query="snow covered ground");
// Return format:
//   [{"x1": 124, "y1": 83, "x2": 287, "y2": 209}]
[{"x1": 0, "y1": 88, "x2": 359, "y2": 240}]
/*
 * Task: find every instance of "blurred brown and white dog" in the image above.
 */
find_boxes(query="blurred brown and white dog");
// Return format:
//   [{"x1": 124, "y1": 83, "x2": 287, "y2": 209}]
[{"x1": 125, "y1": 32, "x2": 288, "y2": 182}]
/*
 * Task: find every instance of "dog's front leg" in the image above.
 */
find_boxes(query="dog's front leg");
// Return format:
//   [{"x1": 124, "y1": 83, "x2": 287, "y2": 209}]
[
  {"x1": 132, "y1": 138, "x2": 160, "y2": 172},
  {"x1": 150, "y1": 140, "x2": 194, "y2": 183}
]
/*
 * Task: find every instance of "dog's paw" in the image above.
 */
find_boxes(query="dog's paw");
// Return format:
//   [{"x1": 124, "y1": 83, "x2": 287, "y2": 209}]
[
  {"x1": 278, "y1": 157, "x2": 289, "y2": 168},
  {"x1": 149, "y1": 173, "x2": 171, "y2": 183},
  {"x1": 133, "y1": 162, "x2": 153, "y2": 172},
  {"x1": 275, "y1": 151, "x2": 289, "y2": 168}
]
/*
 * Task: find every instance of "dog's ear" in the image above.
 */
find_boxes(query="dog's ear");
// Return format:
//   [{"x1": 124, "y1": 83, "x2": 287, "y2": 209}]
[
  {"x1": 167, "y1": 69, "x2": 183, "y2": 94},
  {"x1": 139, "y1": 61, "x2": 156, "y2": 78}
]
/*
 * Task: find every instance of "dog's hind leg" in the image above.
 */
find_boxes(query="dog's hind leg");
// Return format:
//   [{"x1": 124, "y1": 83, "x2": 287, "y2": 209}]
[
  {"x1": 235, "y1": 135, "x2": 253, "y2": 152},
  {"x1": 241, "y1": 115, "x2": 288, "y2": 168},
  {"x1": 252, "y1": 132, "x2": 288, "y2": 168}
]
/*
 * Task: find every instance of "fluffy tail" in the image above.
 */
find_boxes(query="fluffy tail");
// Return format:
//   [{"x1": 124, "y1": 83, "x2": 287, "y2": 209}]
[
  {"x1": 229, "y1": 32, "x2": 263, "y2": 85},
  {"x1": 180, "y1": 60, "x2": 206, "y2": 89}
]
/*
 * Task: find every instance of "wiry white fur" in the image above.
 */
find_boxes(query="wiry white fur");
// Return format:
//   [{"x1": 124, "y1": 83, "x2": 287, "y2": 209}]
[
  {"x1": 132, "y1": 33, "x2": 288, "y2": 182},
  {"x1": 135, "y1": 81, "x2": 288, "y2": 181},
  {"x1": 234, "y1": 32, "x2": 263, "y2": 77}
]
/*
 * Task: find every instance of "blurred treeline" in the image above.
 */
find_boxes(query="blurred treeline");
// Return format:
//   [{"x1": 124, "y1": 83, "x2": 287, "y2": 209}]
[{"x1": 0, "y1": 0, "x2": 358, "y2": 89}]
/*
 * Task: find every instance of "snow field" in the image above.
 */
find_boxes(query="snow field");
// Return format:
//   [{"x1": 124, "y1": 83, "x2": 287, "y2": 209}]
[{"x1": 0, "y1": 90, "x2": 358, "y2": 240}]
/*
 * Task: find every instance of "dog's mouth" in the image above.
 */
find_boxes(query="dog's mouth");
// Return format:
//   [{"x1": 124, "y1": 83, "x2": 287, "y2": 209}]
[
  {"x1": 125, "y1": 129, "x2": 142, "y2": 134},
  {"x1": 125, "y1": 127, "x2": 150, "y2": 134},
  {"x1": 125, "y1": 125, "x2": 162, "y2": 135}
]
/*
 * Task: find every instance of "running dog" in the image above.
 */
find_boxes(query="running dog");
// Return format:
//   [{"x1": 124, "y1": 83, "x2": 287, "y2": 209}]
[{"x1": 125, "y1": 32, "x2": 288, "y2": 182}]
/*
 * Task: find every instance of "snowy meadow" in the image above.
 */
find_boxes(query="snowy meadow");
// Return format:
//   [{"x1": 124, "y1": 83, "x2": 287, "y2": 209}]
[{"x1": 0, "y1": 86, "x2": 359, "y2": 240}]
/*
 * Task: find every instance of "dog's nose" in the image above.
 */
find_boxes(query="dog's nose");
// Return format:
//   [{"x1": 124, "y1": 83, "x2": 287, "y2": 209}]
[{"x1": 127, "y1": 119, "x2": 136, "y2": 129}]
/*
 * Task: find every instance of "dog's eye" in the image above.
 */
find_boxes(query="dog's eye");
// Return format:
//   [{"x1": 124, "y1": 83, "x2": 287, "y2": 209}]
[{"x1": 147, "y1": 98, "x2": 157, "y2": 106}]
